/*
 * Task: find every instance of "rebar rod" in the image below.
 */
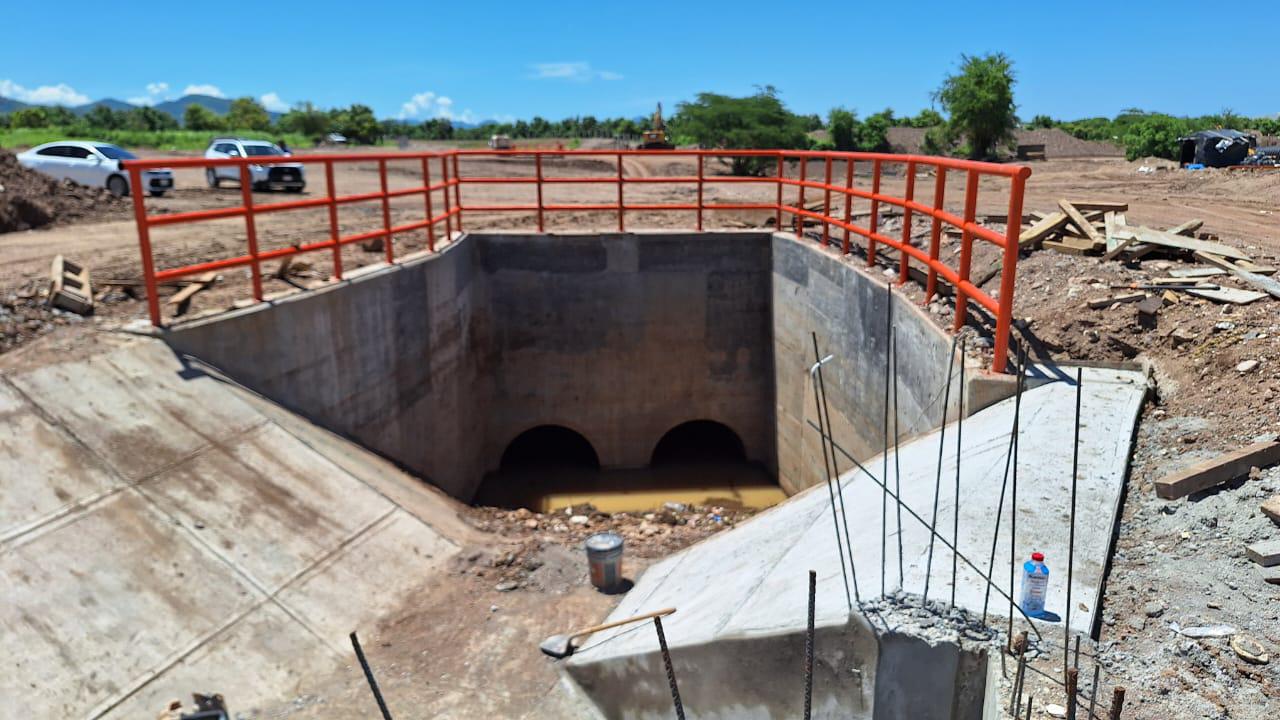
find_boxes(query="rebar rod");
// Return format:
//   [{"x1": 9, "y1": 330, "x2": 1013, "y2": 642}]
[
  {"x1": 809, "y1": 336, "x2": 855, "y2": 610},
  {"x1": 806, "y1": 418, "x2": 1047, "y2": 642},
  {"x1": 654, "y1": 616, "x2": 686, "y2": 720},
  {"x1": 881, "y1": 284, "x2": 892, "y2": 597},
  {"x1": 1088, "y1": 663, "x2": 1100, "y2": 720},
  {"x1": 1066, "y1": 667, "x2": 1079, "y2": 720},
  {"x1": 349, "y1": 631, "x2": 394, "y2": 720},
  {"x1": 1011, "y1": 632, "x2": 1028, "y2": 716},
  {"x1": 1065, "y1": 368, "x2": 1083, "y2": 680},
  {"x1": 982, "y1": 348, "x2": 1025, "y2": 624},
  {"x1": 950, "y1": 337, "x2": 967, "y2": 610},
  {"x1": 1024, "y1": 695, "x2": 1034, "y2": 720},
  {"x1": 814, "y1": 335, "x2": 863, "y2": 607},
  {"x1": 891, "y1": 327, "x2": 905, "y2": 588},
  {"x1": 1108, "y1": 687, "x2": 1125, "y2": 720},
  {"x1": 804, "y1": 570, "x2": 816, "y2": 720},
  {"x1": 1074, "y1": 635, "x2": 1081, "y2": 671},
  {"x1": 1007, "y1": 349, "x2": 1023, "y2": 643},
  {"x1": 922, "y1": 333, "x2": 960, "y2": 608}
]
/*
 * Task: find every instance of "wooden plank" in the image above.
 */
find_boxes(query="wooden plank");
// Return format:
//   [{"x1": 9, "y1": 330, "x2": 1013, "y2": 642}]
[
  {"x1": 1168, "y1": 267, "x2": 1226, "y2": 279},
  {"x1": 1043, "y1": 238, "x2": 1095, "y2": 256},
  {"x1": 1018, "y1": 211, "x2": 1069, "y2": 249},
  {"x1": 1262, "y1": 495, "x2": 1280, "y2": 524},
  {"x1": 1246, "y1": 539, "x2": 1280, "y2": 567},
  {"x1": 1086, "y1": 292, "x2": 1144, "y2": 309},
  {"x1": 1185, "y1": 286, "x2": 1268, "y2": 304},
  {"x1": 1155, "y1": 439, "x2": 1280, "y2": 499},
  {"x1": 1058, "y1": 200, "x2": 1104, "y2": 245},
  {"x1": 1065, "y1": 201, "x2": 1128, "y2": 212},
  {"x1": 1129, "y1": 226, "x2": 1250, "y2": 260},
  {"x1": 1193, "y1": 252, "x2": 1280, "y2": 299},
  {"x1": 164, "y1": 271, "x2": 218, "y2": 314},
  {"x1": 1168, "y1": 219, "x2": 1204, "y2": 237},
  {"x1": 1102, "y1": 236, "x2": 1134, "y2": 261}
]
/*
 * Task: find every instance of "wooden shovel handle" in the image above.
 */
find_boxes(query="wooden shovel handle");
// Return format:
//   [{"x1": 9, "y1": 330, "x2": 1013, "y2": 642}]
[{"x1": 569, "y1": 607, "x2": 676, "y2": 641}]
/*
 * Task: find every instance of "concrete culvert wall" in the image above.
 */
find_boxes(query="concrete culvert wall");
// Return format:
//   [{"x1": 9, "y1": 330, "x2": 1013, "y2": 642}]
[{"x1": 161, "y1": 231, "x2": 977, "y2": 504}]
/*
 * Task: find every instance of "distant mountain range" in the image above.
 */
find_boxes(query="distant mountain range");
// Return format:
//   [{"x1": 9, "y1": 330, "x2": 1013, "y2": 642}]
[{"x1": 0, "y1": 94, "x2": 283, "y2": 122}]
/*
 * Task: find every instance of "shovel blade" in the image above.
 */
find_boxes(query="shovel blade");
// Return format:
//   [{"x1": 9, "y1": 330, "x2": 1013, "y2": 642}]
[{"x1": 539, "y1": 634, "x2": 573, "y2": 658}]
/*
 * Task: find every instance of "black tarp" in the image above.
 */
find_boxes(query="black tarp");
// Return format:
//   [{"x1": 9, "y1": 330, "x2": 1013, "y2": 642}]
[{"x1": 1177, "y1": 130, "x2": 1256, "y2": 167}]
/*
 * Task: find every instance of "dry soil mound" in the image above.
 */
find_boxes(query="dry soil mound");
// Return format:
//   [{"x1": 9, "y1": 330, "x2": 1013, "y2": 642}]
[{"x1": 0, "y1": 150, "x2": 130, "y2": 233}]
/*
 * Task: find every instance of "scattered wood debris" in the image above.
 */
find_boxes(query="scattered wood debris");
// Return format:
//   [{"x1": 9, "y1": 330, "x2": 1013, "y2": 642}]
[
  {"x1": 1246, "y1": 539, "x2": 1280, "y2": 567},
  {"x1": 1261, "y1": 495, "x2": 1280, "y2": 525},
  {"x1": 165, "y1": 272, "x2": 219, "y2": 317}
]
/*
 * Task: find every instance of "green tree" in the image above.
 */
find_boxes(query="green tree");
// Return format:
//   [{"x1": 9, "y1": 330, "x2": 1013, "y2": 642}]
[
  {"x1": 11, "y1": 107, "x2": 50, "y2": 128},
  {"x1": 227, "y1": 97, "x2": 271, "y2": 130},
  {"x1": 1026, "y1": 114, "x2": 1056, "y2": 129},
  {"x1": 124, "y1": 106, "x2": 178, "y2": 131},
  {"x1": 44, "y1": 106, "x2": 77, "y2": 126},
  {"x1": 278, "y1": 102, "x2": 330, "y2": 139},
  {"x1": 670, "y1": 87, "x2": 807, "y2": 175},
  {"x1": 828, "y1": 108, "x2": 857, "y2": 151},
  {"x1": 856, "y1": 108, "x2": 894, "y2": 151},
  {"x1": 334, "y1": 104, "x2": 380, "y2": 144},
  {"x1": 934, "y1": 53, "x2": 1018, "y2": 159},
  {"x1": 184, "y1": 103, "x2": 223, "y2": 131},
  {"x1": 421, "y1": 118, "x2": 454, "y2": 140},
  {"x1": 1118, "y1": 115, "x2": 1192, "y2": 161},
  {"x1": 904, "y1": 108, "x2": 945, "y2": 128},
  {"x1": 85, "y1": 104, "x2": 123, "y2": 129}
]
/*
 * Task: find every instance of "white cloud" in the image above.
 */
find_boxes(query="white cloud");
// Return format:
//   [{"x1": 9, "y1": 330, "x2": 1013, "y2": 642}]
[
  {"x1": 0, "y1": 79, "x2": 89, "y2": 106},
  {"x1": 128, "y1": 81, "x2": 172, "y2": 106},
  {"x1": 398, "y1": 90, "x2": 475, "y2": 123},
  {"x1": 183, "y1": 83, "x2": 225, "y2": 98},
  {"x1": 259, "y1": 92, "x2": 289, "y2": 113},
  {"x1": 529, "y1": 62, "x2": 622, "y2": 82}
]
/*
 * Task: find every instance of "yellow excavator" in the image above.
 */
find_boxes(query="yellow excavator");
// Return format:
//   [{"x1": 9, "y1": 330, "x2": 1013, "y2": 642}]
[{"x1": 639, "y1": 102, "x2": 674, "y2": 150}]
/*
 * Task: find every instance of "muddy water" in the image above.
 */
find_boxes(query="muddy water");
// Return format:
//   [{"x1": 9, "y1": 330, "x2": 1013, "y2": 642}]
[{"x1": 472, "y1": 461, "x2": 785, "y2": 513}]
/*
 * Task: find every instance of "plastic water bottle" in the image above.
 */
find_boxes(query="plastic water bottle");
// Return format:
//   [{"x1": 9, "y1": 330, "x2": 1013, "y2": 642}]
[{"x1": 1020, "y1": 552, "x2": 1049, "y2": 617}]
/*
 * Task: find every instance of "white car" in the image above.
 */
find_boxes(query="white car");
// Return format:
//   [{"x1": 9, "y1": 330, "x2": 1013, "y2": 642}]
[
  {"x1": 16, "y1": 141, "x2": 174, "y2": 197},
  {"x1": 203, "y1": 138, "x2": 305, "y2": 192}
]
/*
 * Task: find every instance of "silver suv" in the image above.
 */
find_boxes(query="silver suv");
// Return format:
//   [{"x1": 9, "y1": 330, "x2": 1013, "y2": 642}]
[{"x1": 203, "y1": 138, "x2": 305, "y2": 192}]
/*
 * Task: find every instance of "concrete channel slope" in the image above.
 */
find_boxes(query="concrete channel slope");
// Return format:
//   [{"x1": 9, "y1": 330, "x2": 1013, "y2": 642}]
[
  {"x1": 0, "y1": 335, "x2": 466, "y2": 719},
  {"x1": 566, "y1": 365, "x2": 1146, "y2": 719}
]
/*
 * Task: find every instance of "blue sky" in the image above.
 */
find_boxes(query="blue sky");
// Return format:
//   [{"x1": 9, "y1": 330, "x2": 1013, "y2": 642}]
[{"x1": 2, "y1": 0, "x2": 1275, "y2": 122}]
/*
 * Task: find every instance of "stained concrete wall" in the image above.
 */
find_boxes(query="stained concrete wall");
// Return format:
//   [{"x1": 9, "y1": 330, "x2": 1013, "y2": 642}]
[
  {"x1": 164, "y1": 232, "x2": 776, "y2": 500},
  {"x1": 164, "y1": 241, "x2": 486, "y2": 498},
  {"x1": 771, "y1": 234, "x2": 964, "y2": 494},
  {"x1": 476, "y1": 232, "x2": 774, "y2": 471}
]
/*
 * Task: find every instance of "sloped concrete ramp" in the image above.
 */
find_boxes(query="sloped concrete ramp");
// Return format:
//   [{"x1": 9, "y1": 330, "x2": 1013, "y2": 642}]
[
  {"x1": 0, "y1": 336, "x2": 465, "y2": 719},
  {"x1": 566, "y1": 365, "x2": 1146, "y2": 718}
]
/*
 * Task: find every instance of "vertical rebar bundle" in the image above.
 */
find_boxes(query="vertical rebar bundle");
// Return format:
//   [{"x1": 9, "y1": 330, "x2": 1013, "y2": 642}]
[
  {"x1": 881, "y1": 285, "x2": 893, "y2": 597},
  {"x1": 982, "y1": 348, "x2": 1025, "y2": 625},
  {"x1": 950, "y1": 338, "x2": 967, "y2": 610},
  {"x1": 1065, "y1": 368, "x2": 1083, "y2": 680},
  {"x1": 810, "y1": 334, "x2": 858, "y2": 609},
  {"x1": 922, "y1": 334, "x2": 960, "y2": 608}
]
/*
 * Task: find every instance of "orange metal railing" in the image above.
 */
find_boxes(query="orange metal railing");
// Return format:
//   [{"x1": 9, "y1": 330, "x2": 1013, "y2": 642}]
[{"x1": 123, "y1": 149, "x2": 1029, "y2": 372}]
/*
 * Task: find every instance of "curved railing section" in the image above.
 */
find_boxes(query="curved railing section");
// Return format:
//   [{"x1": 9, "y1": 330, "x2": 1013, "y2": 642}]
[{"x1": 123, "y1": 150, "x2": 1029, "y2": 372}]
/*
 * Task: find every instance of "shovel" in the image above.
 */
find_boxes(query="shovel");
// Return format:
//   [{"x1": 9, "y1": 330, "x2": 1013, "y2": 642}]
[{"x1": 539, "y1": 607, "x2": 676, "y2": 659}]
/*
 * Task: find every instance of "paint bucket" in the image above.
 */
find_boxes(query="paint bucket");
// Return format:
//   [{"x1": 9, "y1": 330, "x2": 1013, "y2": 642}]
[{"x1": 584, "y1": 532, "x2": 624, "y2": 592}]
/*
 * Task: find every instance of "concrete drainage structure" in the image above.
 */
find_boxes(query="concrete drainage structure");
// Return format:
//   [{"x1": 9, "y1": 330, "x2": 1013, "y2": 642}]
[{"x1": 2, "y1": 229, "x2": 1146, "y2": 718}]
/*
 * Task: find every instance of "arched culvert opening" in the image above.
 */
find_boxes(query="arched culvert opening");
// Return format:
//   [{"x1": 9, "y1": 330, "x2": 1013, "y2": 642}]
[
  {"x1": 500, "y1": 425, "x2": 600, "y2": 470},
  {"x1": 651, "y1": 420, "x2": 747, "y2": 465}
]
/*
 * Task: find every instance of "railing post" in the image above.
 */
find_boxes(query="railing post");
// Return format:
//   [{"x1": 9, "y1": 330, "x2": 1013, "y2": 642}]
[
  {"x1": 822, "y1": 156, "x2": 832, "y2": 247},
  {"x1": 867, "y1": 159, "x2": 881, "y2": 267},
  {"x1": 421, "y1": 157, "x2": 435, "y2": 252},
  {"x1": 535, "y1": 153, "x2": 545, "y2": 232},
  {"x1": 127, "y1": 166, "x2": 161, "y2": 326},
  {"x1": 842, "y1": 158, "x2": 854, "y2": 254},
  {"x1": 926, "y1": 168, "x2": 947, "y2": 303},
  {"x1": 898, "y1": 160, "x2": 916, "y2": 286},
  {"x1": 953, "y1": 169, "x2": 979, "y2": 332},
  {"x1": 379, "y1": 159, "x2": 393, "y2": 264},
  {"x1": 991, "y1": 170, "x2": 1029, "y2": 374},
  {"x1": 795, "y1": 156, "x2": 807, "y2": 236},
  {"x1": 616, "y1": 152, "x2": 625, "y2": 231},
  {"x1": 775, "y1": 155, "x2": 784, "y2": 230},
  {"x1": 440, "y1": 155, "x2": 453, "y2": 239},
  {"x1": 325, "y1": 160, "x2": 343, "y2": 279},
  {"x1": 696, "y1": 154, "x2": 704, "y2": 232},
  {"x1": 237, "y1": 163, "x2": 263, "y2": 302},
  {"x1": 451, "y1": 154, "x2": 463, "y2": 232}
]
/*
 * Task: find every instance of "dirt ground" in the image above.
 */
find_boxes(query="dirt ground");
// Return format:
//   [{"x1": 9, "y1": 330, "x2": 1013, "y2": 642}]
[{"x1": 3, "y1": 147, "x2": 1280, "y2": 718}]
